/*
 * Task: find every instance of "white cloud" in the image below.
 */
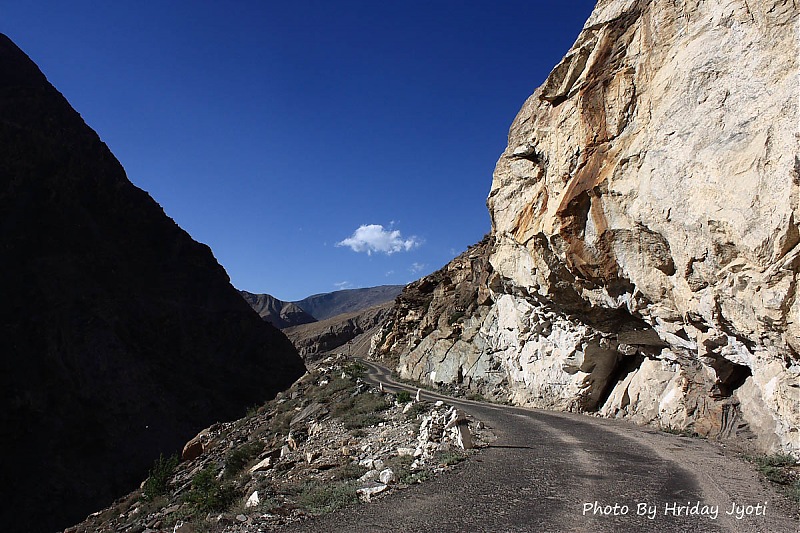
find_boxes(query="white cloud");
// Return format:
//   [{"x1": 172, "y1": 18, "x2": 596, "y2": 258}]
[
  {"x1": 336, "y1": 224, "x2": 421, "y2": 255},
  {"x1": 385, "y1": 270, "x2": 395, "y2": 276},
  {"x1": 410, "y1": 262, "x2": 426, "y2": 274},
  {"x1": 334, "y1": 281, "x2": 353, "y2": 290}
]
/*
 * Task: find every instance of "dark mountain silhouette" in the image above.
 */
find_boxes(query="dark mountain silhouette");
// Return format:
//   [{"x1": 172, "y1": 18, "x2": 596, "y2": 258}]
[{"x1": 0, "y1": 34, "x2": 305, "y2": 533}]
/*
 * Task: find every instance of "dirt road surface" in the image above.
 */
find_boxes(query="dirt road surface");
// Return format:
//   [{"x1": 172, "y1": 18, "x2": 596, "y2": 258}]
[{"x1": 279, "y1": 359, "x2": 798, "y2": 532}]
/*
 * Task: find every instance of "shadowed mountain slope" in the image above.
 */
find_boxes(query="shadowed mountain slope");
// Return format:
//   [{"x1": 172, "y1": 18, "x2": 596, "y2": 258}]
[{"x1": 0, "y1": 34, "x2": 305, "y2": 533}]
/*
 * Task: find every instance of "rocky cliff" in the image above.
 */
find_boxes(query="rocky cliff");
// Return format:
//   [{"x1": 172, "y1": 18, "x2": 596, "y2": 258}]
[
  {"x1": 0, "y1": 34, "x2": 306, "y2": 533},
  {"x1": 373, "y1": 0, "x2": 799, "y2": 455}
]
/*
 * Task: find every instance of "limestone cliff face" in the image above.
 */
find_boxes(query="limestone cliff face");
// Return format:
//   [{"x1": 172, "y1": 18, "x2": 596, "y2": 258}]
[{"x1": 374, "y1": 0, "x2": 799, "y2": 454}]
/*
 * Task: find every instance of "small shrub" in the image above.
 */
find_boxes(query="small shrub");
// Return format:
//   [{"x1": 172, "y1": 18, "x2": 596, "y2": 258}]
[
  {"x1": 660, "y1": 425, "x2": 699, "y2": 438},
  {"x1": 272, "y1": 406, "x2": 298, "y2": 435},
  {"x1": 436, "y1": 451, "x2": 466, "y2": 467},
  {"x1": 404, "y1": 401, "x2": 428, "y2": 420},
  {"x1": 184, "y1": 467, "x2": 239, "y2": 515},
  {"x1": 343, "y1": 413, "x2": 384, "y2": 429},
  {"x1": 344, "y1": 362, "x2": 367, "y2": 379},
  {"x1": 331, "y1": 462, "x2": 367, "y2": 481},
  {"x1": 296, "y1": 480, "x2": 359, "y2": 514},
  {"x1": 333, "y1": 392, "x2": 392, "y2": 429},
  {"x1": 747, "y1": 453, "x2": 798, "y2": 485},
  {"x1": 744, "y1": 453, "x2": 800, "y2": 503},
  {"x1": 224, "y1": 440, "x2": 264, "y2": 477},
  {"x1": 307, "y1": 375, "x2": 353, "y2": 404},
  {"x1": 386, "y1": 454, "x2": 414, "y2": 483},
  {"x1": 395, "y1": 390, "x2": 412, "y2": 403},
  {"x1": 466, "y1": 392, "x2": 486, "y2": 402},
  {"x1": 786, "y1": 481, "x2": 800, "y2": 503},
  {"x1": 402, "y1": 470, "x2": 431, "y2": 484},
  {"x1": 141, "y1": 453, "x2": 179, "y2": 501}
]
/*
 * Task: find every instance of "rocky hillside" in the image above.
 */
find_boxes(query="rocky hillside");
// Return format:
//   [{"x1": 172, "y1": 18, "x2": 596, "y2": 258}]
[
  {"x1": 240, "y1": 291, "x2": 317, "y2": 329},
  {"x1": 372, "y1": 236, "x2": 496, "y2": 376},
  {"x1": 0, "y1": 34, "x2": 305, "y2": 533},
  {"x1": 285, "y1": 302, "x2": 394, "y2": 361},
  {"x1": 372, "y1": 0, "x2": 799, "y2": 455},
  {"x1": 66, "y1": 356, "x2": 487, "y2": 532}
]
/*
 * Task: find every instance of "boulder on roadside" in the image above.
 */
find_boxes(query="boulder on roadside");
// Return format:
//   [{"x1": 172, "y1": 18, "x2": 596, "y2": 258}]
[
  {"x1": 356, "y1": 481, "x2": 388, "y2": 502},
  {"x1": 379, "y1": 468, "x2": 395, "y2": 484}
]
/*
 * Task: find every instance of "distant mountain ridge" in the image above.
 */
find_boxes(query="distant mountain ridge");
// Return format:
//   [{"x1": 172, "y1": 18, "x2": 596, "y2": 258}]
[
  {"x1": 240, "y1": 285, "x2": 404, "y2": 327},
  {"x1": 295, "y1": 285, "x2": 405, "y2": 321},
  {"x1": 240, "y1": 291, "x2": 317, "y2": 329}
]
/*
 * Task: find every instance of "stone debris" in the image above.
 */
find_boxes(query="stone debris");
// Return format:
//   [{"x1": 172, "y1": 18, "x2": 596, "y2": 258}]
[
  {"x1": 249, "y1": 456, "x2": 274, "y2": 474},
  {"x1": 244, "y1": 491, "x2": 259, "y2": 508},
  {"x1": 356, "y1": 482, "x2": 388, "y2": 502},
  {"x1": 379, "y1": 468, "x2": 395, "y2": 484},
  {"x1": 66, "y1": 354, "x2": 493, "y2": 533}
]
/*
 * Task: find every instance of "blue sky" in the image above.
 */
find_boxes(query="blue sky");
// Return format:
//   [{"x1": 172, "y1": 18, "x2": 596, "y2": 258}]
[{"x1": 5, "y1": 1, "x2": 596, "y2": 301}]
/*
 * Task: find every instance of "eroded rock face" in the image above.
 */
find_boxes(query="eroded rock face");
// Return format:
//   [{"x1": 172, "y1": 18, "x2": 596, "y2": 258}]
[
  {"x1": 0, "y1": 34, "x2": 305, "y2": 532},
  {"x1": 371, "y1": 237, "x2": 503, "y2": 394},
  {"x1": 375, "y1": 0, "x2": 800, "y2": 454}
]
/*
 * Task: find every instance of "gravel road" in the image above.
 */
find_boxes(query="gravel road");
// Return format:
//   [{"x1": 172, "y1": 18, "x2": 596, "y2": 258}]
[{"x1": 279, "y1": 359, "x2": 798, "y2": 532}]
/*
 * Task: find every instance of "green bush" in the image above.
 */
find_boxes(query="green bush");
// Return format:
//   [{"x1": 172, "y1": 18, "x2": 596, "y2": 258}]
[
  {"x1": 224, "y1": 440, "x2": 264, "y2": 477},
  {"x1": 331, "y1": 462, "x2": 367, "y2": 481},
  {"x1": 386, "y1": 454, "x2": 414, "y2": 484},
  {"x1": 296, "y1": 480, "x2": 359, "y2": 514},
  {"x1": 333, "y1": 391, "x2": 392, "y2": 429},
  {"x1": 744, "y1": 453, "x2": 799, "y2": 503},
  {"x1": 344, "y1": 362, "x2": 367, "y2": 379},
  {"x1": 748, "y1": 453, "x2": 797, "y2": 485},
  {"x1": 395, "y1": 390, "x2": 412, "y2": 403},
  {"x1": 306, "y1": 375, "x2": 353, "y2": 403},
  {"x1": 466, "y1": 392, "x2": 486, "y2": 402},
  {"x1": 141, "y1": 453, "x2": 179, "y2": 501},
  {"x1": 435, "y1": 451, "x2": 466, "y2": 467},
  {"x1": 184, "y1": 467, "x2": 239, "y2": 514}
]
